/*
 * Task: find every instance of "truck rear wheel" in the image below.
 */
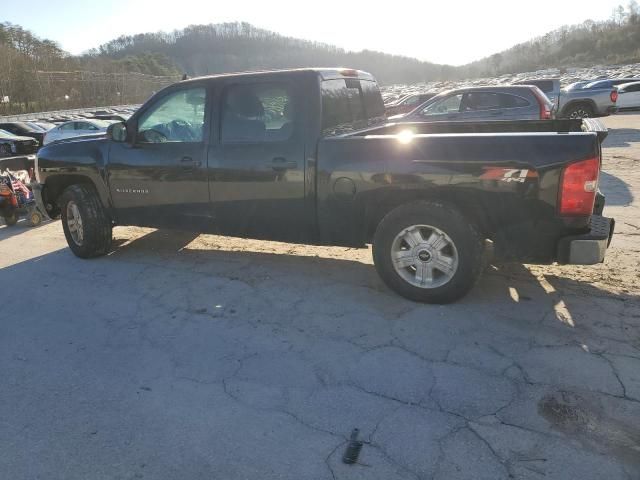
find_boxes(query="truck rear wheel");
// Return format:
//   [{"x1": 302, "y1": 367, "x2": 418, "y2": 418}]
[
  {"x1": 565, "y1": 103, "x2": 593, "y2": 119},
  {"x1": 60, "y1": 184, "x2": 112, "y2": 258},
  {"x1": 372, "y1": 201, "x2": 484, "y2": 304}
]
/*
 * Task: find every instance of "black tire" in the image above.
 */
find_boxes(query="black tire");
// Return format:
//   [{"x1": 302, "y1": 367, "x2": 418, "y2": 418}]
[
  {"x1": 3, "y1": 213, "x2": 18, "y2": 226},
  {"x1": 372, "y1": 201, "x2": 484, "y2": 304},
  {"x1": 564, "y1": 103, "x2": 593, "y2": 119},
  {"x1": 59, "y1": 184, "x2": 112, "y2": 258}
]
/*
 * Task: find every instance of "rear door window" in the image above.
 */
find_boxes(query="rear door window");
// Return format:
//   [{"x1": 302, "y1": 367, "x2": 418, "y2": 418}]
[
  {"x1": 421, "y1": 94, "x2": 463, "y2": 115},
  {"x1": 462, "y1": 93, "x2": 501, "y2": 111},
  {"x1": 500, "y1": 94, "x2": 530, "y2": 108},
  {"x1": 221, "y1": 82, "x2": 294, "y2": 143},
  {"x1": 462, "y1": 92, "x2": 530, "y2": 111}
]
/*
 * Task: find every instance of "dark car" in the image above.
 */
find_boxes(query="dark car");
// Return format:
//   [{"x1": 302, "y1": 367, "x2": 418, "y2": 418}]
[
  {"x1": 391, "y1": 85, "x2": 554, "y2": 122},
  {"x1": 0, "y1": 129, "x2": 39, "y2": 157},
  {"x1": 34, "y1": 68, "x2": 614, "y2": 304},
  {"x1": 514, "y1": 78, "x2": 560, "y2": 110},
  {"x1": 0, "y1": 122, "x2": 46, "y2": 145},
  {"x1": 385, "y1": 93, "x2": 436, "y2": 116}
]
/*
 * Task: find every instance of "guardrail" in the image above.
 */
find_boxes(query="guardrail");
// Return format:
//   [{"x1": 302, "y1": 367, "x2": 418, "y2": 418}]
[{"x1": 0, "y1": 105, "x2": 140, "y2": 122}]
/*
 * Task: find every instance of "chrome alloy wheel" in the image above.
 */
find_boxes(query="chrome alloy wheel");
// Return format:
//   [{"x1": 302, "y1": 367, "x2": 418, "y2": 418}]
[
  {"x1": 66, "y1": 201, "x2": 84, "y2": 246},
  {"x1": 569, "y1": 108, "x2": 590, "y2": 119},
  {"x1": 390, "y1": 224, "x2": 459, "y2": 288}
]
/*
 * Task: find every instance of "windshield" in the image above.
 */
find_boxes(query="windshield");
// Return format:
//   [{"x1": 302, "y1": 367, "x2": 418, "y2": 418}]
[{"x1": 0, "y1": 129, "x2": 16, "y2": 138}]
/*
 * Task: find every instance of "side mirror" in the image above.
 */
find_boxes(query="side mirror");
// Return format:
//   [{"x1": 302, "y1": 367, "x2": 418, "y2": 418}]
[{"x1": 107, "y1": 122, "x2": 128, "y2": 142}]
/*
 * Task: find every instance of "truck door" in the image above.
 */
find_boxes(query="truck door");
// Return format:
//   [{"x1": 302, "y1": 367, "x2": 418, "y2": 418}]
[
  {"x1": 207, "y1": 79, "x2": 307, "y2": 242},
  {"x1": 107, "y1": 84, "x2": 212, "y2": 229}
]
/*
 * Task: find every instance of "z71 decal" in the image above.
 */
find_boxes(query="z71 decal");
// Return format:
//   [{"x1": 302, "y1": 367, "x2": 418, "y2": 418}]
[{"x1": 480, "y1": 167, "x2": 538, "y2": 183}]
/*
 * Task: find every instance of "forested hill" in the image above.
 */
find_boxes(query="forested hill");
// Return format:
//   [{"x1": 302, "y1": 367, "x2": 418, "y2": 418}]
[
  {"x1": 92, "y1": 22, "x2": 444, "y2": 85},
  {"x1": 460, "y1": 2, "x2": 640, "y2": 78}
]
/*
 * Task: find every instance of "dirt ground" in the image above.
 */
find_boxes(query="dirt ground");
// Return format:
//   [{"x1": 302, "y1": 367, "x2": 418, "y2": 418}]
[{"x1": 1, "y1": 115, "x2": 639, "y2": 479}]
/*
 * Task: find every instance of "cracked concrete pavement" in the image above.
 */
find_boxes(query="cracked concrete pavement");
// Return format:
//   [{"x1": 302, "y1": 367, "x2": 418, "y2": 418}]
[{"x1": 1, "y1": 114, "x2": 639, "y2": 479}]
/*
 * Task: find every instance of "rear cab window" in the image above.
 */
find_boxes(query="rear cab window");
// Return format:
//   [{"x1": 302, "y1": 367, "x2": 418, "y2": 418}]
[{"x1": 321, "y1": 78, "x2": 385, "y2": 136}]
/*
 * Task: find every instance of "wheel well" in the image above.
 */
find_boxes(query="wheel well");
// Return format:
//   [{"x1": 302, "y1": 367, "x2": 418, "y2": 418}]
[
  {"x1": 560, "y1": 99, "x2": 596, "y2": 116},
  {"x1": 364, "y1": 189, "x2": 491, "y2": 243},
  {"x1": 42, "y1": 175, "x2": 94, "y2": 216}
]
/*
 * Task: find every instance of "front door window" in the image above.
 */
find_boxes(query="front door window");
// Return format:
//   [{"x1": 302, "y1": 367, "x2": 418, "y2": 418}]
[{"x1": 137, "y1": 87, "x2": 206, "y2": 143}]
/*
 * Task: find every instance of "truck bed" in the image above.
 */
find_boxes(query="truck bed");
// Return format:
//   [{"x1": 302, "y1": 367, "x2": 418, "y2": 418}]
[
  {"x1": 316, "y1": 118, "x2": 606, "y2": 261},
  {"x1": 352, "y1": 119, "x2": 608, "y2": 142}
]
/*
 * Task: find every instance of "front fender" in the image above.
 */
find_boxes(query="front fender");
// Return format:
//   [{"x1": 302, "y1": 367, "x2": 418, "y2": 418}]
[{"x1": 37, "y1": 138, "x2": 112, "y2": 212}]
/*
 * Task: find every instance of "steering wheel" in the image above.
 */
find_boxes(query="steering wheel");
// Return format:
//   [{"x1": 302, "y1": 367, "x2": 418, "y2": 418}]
[
  {"x1": 168, "y1": 119, "x2": 196, "y2": 141},
  {"x1": 141, "y1": 129, "x2": 168, "y2": 143}
]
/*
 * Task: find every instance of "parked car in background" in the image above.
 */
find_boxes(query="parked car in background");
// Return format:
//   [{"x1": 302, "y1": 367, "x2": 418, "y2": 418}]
[
  {"x1": 515, "y1": 78, "x2": 560, "y2": 110},
  {"x1": 390, "y1": 86, "x2": 554, "y2": 123},
  {"x1": 615, "y1": 81, "x2": 640, "y2": 110},
  {"x1": 0, "y1": 122, "x2": 47, "y2": 145},
  {"x1": 385, "y1": 93, "x2": 436, "y2": 116},
  {"x1": 30, "y1": 122, "x2": 56, "y2": 131},
  {"x1": 557, "y1": 83, "x2": 618, "y2": 118},
  {"x1": 90, "y1": 113, "x2": 131, "y2": 122},
  {"x1": 43, "y1": 119, "x2": 118, "y2": 145},
  {"x1": 564, "y1": 80, "x2": 596, "y2": 91},
  {"x1": 0, "y1": 129, "x2": 39, "y2": 157},
  {"x1": 582, "y1": 78, "x2": 640, "y2": 90}
]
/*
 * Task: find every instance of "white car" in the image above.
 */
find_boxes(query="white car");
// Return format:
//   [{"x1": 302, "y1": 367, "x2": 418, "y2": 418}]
[
  {"x1": 616, "y1": 82, "x2": 640, "y2": 109},
  {"x1": 42, "y1": 119, "x2": 117, "y2": 145}
]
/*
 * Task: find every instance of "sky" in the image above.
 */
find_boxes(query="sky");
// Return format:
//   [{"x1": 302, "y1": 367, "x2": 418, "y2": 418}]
[{"x1": 1, "y1": 0, "x2": 630, "y2": 65}]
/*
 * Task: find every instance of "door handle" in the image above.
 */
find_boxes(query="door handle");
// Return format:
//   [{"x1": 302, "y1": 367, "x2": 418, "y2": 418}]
[
  {"x1": 269, "y1": 157, "x2": 297, "y2": 171},
  {"x1": 180, "y1": 156, "x2": 202, "y2": 167}
]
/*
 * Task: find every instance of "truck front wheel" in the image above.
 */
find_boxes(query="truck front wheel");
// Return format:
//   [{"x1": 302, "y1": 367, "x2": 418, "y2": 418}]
[
  {"x1": 60, "y1": 184, "x2": 112, "y2": 258},
  {"x1": 372, "y1": 201, "x2": 484, "y2": 304}
]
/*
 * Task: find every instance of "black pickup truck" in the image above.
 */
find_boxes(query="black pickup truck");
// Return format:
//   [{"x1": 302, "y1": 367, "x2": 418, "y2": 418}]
[{"x1": 34, "y1": 68, "x2": 614, "y2": 303}]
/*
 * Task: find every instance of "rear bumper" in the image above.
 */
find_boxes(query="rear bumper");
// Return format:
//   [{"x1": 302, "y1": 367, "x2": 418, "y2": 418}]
[{"x1": 556, "y1": 215, "x2": 614, "y2": 264}]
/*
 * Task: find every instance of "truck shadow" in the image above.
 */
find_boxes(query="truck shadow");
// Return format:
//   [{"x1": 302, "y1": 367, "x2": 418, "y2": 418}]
[
  {"x1": 103, "y1": 229, "x2": 637, "y2": 336},
  {"x1": 0, "y1": 218, "x2": 54, "y2": 241},
  {"x1": 2, "y1": 227, "x2": 632, "y2": 344},
  {"x1": 482, "y1": 262, "x2": 638, "y2": 341},
  {"x1": 602, "y1": 128, "x2": 640, "y2": 148},
  {"x1": 599, "y1": 171, "x2": 634, "y2": 206}
]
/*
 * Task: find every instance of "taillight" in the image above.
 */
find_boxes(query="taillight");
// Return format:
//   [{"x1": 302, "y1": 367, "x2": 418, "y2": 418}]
[
  {"x1": 540, "y1": 104, "x2": 552, "y2": 120},
  {"x1": 531, "y1": 88, "x2": 552, "y2": 119},
  {"x1": 559, "y1": 158, "x2": 600, "y2": 216},
  {"x1": 610, "y1": 90, "x2": 618, "y2": 103}
]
